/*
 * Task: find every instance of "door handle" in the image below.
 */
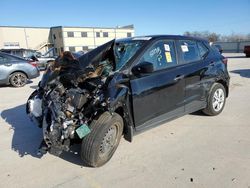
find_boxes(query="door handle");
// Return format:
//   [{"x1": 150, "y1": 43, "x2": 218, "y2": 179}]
[
  {"x1": 174, "y1": 75, "x2": 184, "y2": 81},
  {"x1": 4, "y1": 63, "x2": 12, "y2": 67}
]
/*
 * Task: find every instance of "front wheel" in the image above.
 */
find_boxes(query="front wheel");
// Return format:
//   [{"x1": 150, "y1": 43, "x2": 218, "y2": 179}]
[
  {"x1": 81, "y1": 112, "x2": 124, "y2": 167},
  {"x1": 202, "y1": 83, "x2": 226, "y2": 116}
]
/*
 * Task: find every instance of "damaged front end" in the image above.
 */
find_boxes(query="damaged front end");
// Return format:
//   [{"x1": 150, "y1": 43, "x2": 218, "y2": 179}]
[
  {"x1": 27, "y1": 38, "x2": 143, "y2": 158},
  {"x1": 41, "y1": 73, "x2": 109, "y2": 155},
  {"x1": 28, "y1": 41, "x2": 115, "y2": 156}
]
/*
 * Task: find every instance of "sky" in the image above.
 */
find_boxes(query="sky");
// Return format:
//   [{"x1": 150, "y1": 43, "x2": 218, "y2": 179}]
[{"x1": 1, "y1": 0, "x2": 250, "y2": 36}]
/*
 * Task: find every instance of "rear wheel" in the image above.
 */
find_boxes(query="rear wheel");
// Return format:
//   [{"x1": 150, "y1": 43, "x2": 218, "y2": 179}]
[
  {"x1": 202, "y1": 83, "x2": 226, "y2": 116},
  {"x1": 81, "y1": 112, "x2": 124, "y2": 167},
  {"x1": 9, "y1": 72, "x2": 27, "y2": 87}
]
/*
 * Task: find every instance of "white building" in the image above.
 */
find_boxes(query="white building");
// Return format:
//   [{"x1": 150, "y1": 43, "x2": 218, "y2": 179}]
[{"x1": 0, "y1": 25, "x2": 135, "y2": 55}]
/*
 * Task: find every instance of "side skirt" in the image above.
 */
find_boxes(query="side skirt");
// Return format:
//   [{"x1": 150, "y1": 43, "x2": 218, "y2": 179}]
[{"x1": 133, "y1": 102, "x2": 206, "y2": 136}]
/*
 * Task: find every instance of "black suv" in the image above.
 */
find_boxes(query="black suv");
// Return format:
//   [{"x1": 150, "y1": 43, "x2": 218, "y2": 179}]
[{"x1": 27, "y1": 35, "x2": 229, "y2": 167}]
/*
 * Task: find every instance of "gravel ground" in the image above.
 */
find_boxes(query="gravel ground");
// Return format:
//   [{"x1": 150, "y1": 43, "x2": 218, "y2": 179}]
[{"x1": 0, "y1": 53, "x2": 250, "y2": 188}]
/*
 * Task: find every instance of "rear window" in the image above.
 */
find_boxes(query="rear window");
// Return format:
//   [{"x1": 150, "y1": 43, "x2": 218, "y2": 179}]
[
  {"x1": 197, "y1": 42, "x2": 209, "y2": 59},
  {"x1": 3, "y1": 53, "x2": 25, "y2": 61},
  {"x1": 179, "y1": 40, "x2": 200, "y2": 63},
  {"x1": 0, "y1": 55, "x2": 8, "y2": 64},
  {"x1": 210, "y1": 45, "x2": 222, "y2": 56}
]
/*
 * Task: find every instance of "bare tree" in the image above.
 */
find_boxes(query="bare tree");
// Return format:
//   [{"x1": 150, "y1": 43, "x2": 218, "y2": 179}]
[
  {"x1": 183, "y1": 31, "x2": 220, "y2": 42},
  {"x1": 183, "y1": 31, "x2": 250, "y2": 42}
]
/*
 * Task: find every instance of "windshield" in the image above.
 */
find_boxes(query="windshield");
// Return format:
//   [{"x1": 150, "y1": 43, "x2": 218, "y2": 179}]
[{"x1": 114, "y1": 40, "x2": 144, "y2": 70}]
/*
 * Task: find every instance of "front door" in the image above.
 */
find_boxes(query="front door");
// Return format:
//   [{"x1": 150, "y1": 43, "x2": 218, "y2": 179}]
[{"x1": 130, "y1": 40, "x2": 185, "y2": 129}]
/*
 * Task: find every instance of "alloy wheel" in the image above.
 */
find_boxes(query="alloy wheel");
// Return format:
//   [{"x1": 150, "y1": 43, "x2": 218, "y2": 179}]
[
  {"x1": 212, "y1": 88, "x2": 225, "y2": 112},
  {"x1": 12, "y1": 73, "x2": 27, "y2": 87}
]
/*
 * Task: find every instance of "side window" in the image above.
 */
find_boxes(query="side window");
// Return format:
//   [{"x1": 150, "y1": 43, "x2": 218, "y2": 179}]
[
  {"x1": 0, "y1": 55, "x2": 8, "y2": 64},
  {"x1": 0, "y1": 55, "x2": 4, "y2": 64},
  {"x1": 140, "y1": 40, "x2": 177, "y2": 71},
  {"x1": 180, "y1": 40, "x2": 200, "y2": 63},
  {"x1": 197, "y1": 42, "x2": 209, "y2": 58}
]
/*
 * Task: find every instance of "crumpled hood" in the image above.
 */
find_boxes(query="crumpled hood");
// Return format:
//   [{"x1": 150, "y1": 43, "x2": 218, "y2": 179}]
[
  {"x1": 78, "y1": 39, "x2": 115, "y2": 69},
  {"x1": 39, "y1": 39, "x2": 115, "y2": 89}
]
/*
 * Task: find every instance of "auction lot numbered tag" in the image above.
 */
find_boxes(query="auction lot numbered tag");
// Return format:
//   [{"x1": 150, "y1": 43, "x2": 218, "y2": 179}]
[
  {"x1": 181, "y1": 45, "x2": 189, "y2": 52},
  {"x1": 164, "y1": 44, "x2": 170, "y2": 51},
  {"x1": 76, "y1": 124, "x2": 91, "y2": 139},
  {"x1": 165, "y1": 52, "x2": 172, "y2": 63}
]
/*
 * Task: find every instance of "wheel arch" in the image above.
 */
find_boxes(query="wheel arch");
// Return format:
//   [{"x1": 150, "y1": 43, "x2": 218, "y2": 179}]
[
  {"x1": 114, "y1": 106, "x2": 133, "y2": 142},
  {"x1": 216, "y1": 79, "x2": 229, "y2": 97}
]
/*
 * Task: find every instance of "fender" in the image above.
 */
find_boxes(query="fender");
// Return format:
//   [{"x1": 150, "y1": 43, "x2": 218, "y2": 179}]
[{"x1": 107, "y1": 73, "x2": 134, "y2": 142}]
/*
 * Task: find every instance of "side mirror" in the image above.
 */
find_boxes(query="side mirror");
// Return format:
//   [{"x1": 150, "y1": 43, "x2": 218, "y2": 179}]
[{"x1": 131, "y1": 61, "x2": 154, "y2": 75}]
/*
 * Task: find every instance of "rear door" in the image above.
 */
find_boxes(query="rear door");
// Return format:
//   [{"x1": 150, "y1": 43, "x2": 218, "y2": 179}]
[
  {"x1": 130, "y1": 39, "x2": 185, "y2": 129},
  {"x1": 177, "y1": 40, "x2": 210, "y2": 112},
  {"x1": 0, "y1": 54, "x2": 13, "y2": 82}
]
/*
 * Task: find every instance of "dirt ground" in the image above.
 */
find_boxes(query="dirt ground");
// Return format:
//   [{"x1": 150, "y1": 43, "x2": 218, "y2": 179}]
[{"x1": 0, "y1": 53, "x2": 250, "y2": 188}]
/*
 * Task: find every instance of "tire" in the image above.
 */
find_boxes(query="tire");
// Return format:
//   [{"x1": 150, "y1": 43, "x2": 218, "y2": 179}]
[
  {"x1": 9, "y1": 72, "x2": 27, "y2": 87},
  {"x1": 202, "y1": 83, "x2": 226, "y2": 116},
  {"x1": 81, "y1": 112, "x2": 124, "y2": 167}
]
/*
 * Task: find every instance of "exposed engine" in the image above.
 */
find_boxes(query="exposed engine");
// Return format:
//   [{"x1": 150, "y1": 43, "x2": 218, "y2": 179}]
[
  {"x1": 27, "y1": 58, "x2": 114, "y2": 155},
  {"x1": 43, "y1": 71, "x2": 110, "y2": 155}
]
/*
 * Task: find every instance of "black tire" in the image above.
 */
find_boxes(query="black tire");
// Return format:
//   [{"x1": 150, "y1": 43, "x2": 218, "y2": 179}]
[
  {"x1": 81, "y1": 112, "x2": 124, "y2": 167},
  {"x1": 9, "y1": 72, "x2": 27, "y2": 87},
  {"x1": 202, "y1": 83, "x2": 226, "y2": 116}
]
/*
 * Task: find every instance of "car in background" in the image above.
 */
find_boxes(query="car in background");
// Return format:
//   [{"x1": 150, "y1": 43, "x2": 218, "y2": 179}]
[
  {"x1": 72, "y1": 51, "x2": 86, "y2": 59},
  {"x1": 244, "y1": 46, "x2": 250, "y2": 57},
  {"x1": 0, "y1": 48, "x2": 36, "y2": 58},
  {"x1": 29, "y1": 48, "x2": 57, "y2": 70},
  {"x1": 0, "y1": 52, "x2": 40, "y2": 87},
  {"x1": 211, "y1": 44, "x2": 223, "y2": 54}
]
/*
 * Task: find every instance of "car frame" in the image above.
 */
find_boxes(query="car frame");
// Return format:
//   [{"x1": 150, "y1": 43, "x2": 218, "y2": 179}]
[{"x1": 27, "y1": 35, "x2": 230, "y2": 167}]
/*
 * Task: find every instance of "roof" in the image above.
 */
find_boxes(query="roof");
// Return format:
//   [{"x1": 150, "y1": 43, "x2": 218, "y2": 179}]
[
  {"x1": 0, "y1": 25, "x2": 50, "y2": 29},
  {"x1": 51, "y1": 25, "x2": 134, "y2": 30},
  {"x1": 146, "y1": 35, "x2": 208, "y2": 42},
  {"x1": 0, "y1": 25, "x2": 134, "y2": 30},
  {"x1": 116, "y1": 35, "x2": 208, "y2": 42}
]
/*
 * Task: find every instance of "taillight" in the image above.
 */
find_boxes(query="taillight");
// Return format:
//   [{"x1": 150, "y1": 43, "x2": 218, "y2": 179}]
[
  {"x1": 222, "y1": 58, "x2": 228, "y2": 65},
  {"x1": 28, "y1": 60, "x2": 38, "y2": 67}
]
